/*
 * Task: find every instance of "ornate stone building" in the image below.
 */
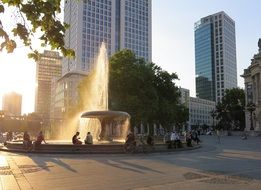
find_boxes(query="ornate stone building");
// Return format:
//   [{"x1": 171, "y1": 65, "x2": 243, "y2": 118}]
[{"x1": 241, "y1": 39, "x2": 261, "y2": 131}]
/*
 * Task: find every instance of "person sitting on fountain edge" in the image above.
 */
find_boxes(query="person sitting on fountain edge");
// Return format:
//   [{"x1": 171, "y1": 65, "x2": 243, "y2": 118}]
[
  {"x1": 84, "y1": 132, "x2": 93, "y2": 145},
  {"x1": 23, "y1": 131, "x2": 32, "y2": 150},
  {"x1": 72, "y1": 132, "x2": 82, "y2": 145},
  {"x1": 125, "y1": 132, "x2": 136, "y2": 146},
  {"x1": 146, "y1": 134, "x2": 154, "y2": 146},
  {"x1": 32, "y1": 131, "x2": 47, "y2": 150}
]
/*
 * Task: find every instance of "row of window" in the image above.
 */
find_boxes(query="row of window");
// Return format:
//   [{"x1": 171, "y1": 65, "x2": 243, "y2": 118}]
[
  {"x1": 125, "y1": 0, "x2": 149, "y2": 8},
  {"x1": 83, "y1": 24, "x2": 111, "y2": 33},
  {"x1": 125, "y1": 9, "x2": 149, "y2": 18},
  {"x1": 83, "y1": 11, "x2": 111, "y2": 19},
  {"x1": 84, "y1": 15, "x2": 112, "y2": 23},
  {"x1": 125, "y1": 17, "x2": 148, "y2": 25},
  {"x1": 215, "y1": 36, "x2": 223, "y2": 44},
  {"x1": 214, "y1": 20, "x2": 222, "y2": 27},
  {"x1": 84, "y1": 0, "x2": 112, "y2": 8}
]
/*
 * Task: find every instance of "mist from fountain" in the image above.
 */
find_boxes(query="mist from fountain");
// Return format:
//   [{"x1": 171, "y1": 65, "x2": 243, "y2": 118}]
[
  {"x1": 54, "y1": 43, "x2": 129, "y2": 141},
  {"x1": 77, "y1": 42, "x2": 109, "y2": 140}
]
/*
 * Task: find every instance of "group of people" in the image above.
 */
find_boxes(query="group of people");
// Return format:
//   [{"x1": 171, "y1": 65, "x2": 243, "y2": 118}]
[
  {"x1": 14, "y1": 131, "x2": 94, "y2": 151},
  {"x1": 72, "y1": 132, "x2": 93, "y2": 145},
  {"x1": 124, "y1": 132, "x2": 154, "y2": 147},
  {"x1": 164, "y1": 130, "x2": 201, "y2": 148},
  {"x1": 22, "y1": 131, "x2": 47, "y2": 151},
  {"x1": 164, "y1": 131, "x2": 182, "y2": 149}
]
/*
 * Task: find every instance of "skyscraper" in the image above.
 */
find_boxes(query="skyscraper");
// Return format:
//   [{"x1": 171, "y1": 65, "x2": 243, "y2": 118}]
[
  {"x1": 63, "y1": 0, "x2": 152, "y2": 75},
  {"x1": 195, "y1": 11, "x2": 237, "y2": 102},
  {"x1": 35, "y1": 50, "x2": 62, "y2": 120},
  {"x1": 2, "y1": 92, "x2": 22, "y2": 116}
]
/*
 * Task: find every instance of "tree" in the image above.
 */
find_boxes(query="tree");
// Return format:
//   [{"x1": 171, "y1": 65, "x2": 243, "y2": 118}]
[
  {"x1": 150, "y1": 63, "x2": 181, "y2": 130},
  {"x1": 109, "y1": 50, "x2": 158, "y2": 126},
  {"x1": 109, "y1": 49, "x2": 186, "y2": 130},
  {"x1": 173, "y1": 104, "x2": 189, "y2": 131},
  {"x1": 215, "y1": 88, "x2": 245, "y2": 131},
  {"x1": 0, "y1": 1, "x2": 74, "y2": 60}
]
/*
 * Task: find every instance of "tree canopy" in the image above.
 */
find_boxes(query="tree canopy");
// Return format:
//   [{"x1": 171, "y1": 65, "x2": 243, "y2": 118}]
[
  {"x1": 109, "y1": 49, "x2": 188, "y2": 130},
  {"x1": 215, "y1": 88, "x2": 245, "y2": 131},
  {"x1": 0, "y1": 0, "x2": 74, "y2": 60}
]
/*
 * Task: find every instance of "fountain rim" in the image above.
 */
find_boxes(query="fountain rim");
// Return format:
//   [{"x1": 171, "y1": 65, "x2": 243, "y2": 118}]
[{"x1": 81, "y1": 110, "x2": 130, "y2": 119}]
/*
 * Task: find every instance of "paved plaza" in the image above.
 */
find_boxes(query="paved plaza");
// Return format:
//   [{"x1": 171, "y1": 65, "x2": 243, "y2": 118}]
[{"x1": 0, "y1": 136, "x2": 260, "y2": 190}]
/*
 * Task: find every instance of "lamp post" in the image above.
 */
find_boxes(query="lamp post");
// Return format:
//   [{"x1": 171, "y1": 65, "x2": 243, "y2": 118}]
[
  {"x1": 40, "y1": 121, "x2": 43, "y2": 131},
  {"x1": 210, "y1": 110, "x2": 217, "y2": 129},
  {"x1": 218, "y1": 104, "x2": 230, "y2": 131},
  {"x1": 247, "y1": 103, "x2": 256, "y2": 130}
]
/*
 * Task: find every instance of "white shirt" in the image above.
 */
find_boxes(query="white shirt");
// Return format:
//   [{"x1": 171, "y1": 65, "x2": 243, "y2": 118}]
[{"x1": 170, "y1": 132, "x2": 176, "y2": 141}]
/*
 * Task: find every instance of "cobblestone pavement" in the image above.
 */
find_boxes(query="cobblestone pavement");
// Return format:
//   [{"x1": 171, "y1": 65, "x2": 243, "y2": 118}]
[{"x1": 0, "y1": 136, "x2": 260, "y2": 190}]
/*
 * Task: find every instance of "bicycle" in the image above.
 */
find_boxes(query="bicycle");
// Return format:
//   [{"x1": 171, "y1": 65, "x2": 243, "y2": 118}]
[
  {"x1": 123, "y1": 141, "x2": 136, "y2": 153},
  {"x1": 123, "y1": 136, "x2": 154, "y2": 153}
]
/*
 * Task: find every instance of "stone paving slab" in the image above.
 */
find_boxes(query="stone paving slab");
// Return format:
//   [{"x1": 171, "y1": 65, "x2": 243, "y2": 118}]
[{"x1": 0, "y1": 136, "x2": 260, "y2": 190}]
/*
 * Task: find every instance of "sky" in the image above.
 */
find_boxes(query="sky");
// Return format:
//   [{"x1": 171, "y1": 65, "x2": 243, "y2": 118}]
[
  {"x1": 152, "y1": 0, "x2": 261, "y2": 97},
  {"x1": 0, "y1": 0, "x2": 261, "y2": 114}
]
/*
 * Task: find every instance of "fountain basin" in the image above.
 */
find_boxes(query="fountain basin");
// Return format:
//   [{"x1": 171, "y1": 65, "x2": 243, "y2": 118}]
[
  {"x1": 1, "y1": 141, "x2": 201, "y2": 154},
  {"x1": 81, "y1": 110, "x2": 130, "y2": 141},
  {"x1": 81, "y1": 110, "x2": 130, "y2": 119}
]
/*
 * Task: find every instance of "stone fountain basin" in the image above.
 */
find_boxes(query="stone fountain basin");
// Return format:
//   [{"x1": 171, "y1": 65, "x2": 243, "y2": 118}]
[
  {"x1": 81, "y1": 110, "x2": 130, "y2": 119},
  {"x1": 3, "y1": 141, "x2": 125, "y2": 154},
  {"x1": 1, "y1": 141, "x2": 200, "y2": 154}
]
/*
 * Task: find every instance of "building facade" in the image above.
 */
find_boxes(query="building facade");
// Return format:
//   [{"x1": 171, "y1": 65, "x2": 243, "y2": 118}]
[
  {"x1": 189, "y1": 97, "x2": 216, "y2": 128},
  {"x1": 241, "y1": 39, "x2": 261, "y2": 131},
  {"x1": 179, "y1": 88, "x2": 190, "y2": 108},
  {"x1": 2, "y1": 92, "x2": 22, "y2": 116},
  {"x1": 50, "y1": 71, "x2": 87, "y2": 121},
  {"x1": 35, "y1": 50, "x2": 62, "y2": 121},
  {"x1": 63, "y1": 0, "x2": 152, "y2": 75},
  {"x1": 195, "y1": 11, "x2": 237, "y2": 102}
]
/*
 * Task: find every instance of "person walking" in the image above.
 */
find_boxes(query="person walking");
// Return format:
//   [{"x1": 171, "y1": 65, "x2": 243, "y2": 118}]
[{"x1": 216, "y1": 129, "x2": 221, "y2": 144}]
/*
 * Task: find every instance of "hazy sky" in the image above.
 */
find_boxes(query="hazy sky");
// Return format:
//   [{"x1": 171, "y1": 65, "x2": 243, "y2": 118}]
[
  {"x1": 0, "y1": 0, "x2": 261, "y2": 114},
  {"x1": 152, "y1": 0, "x2": 261, "y2": 97}
]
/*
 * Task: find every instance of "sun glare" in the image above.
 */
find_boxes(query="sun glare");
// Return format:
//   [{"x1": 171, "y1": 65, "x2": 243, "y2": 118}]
[{"x1": 0, "y1": 51, "x2": 36, "y2": 114}]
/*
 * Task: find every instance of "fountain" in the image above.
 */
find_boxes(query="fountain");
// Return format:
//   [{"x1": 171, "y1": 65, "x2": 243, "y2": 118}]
[
  {"x1": 81, "y1": 111, "x2": 130, "y2": 141},
  {"x1": 2, "y1": 43, "x2": 201, "y2": 153},
  {"x1": 76, "y1": 42, "x2": 130, "y2": 142}
]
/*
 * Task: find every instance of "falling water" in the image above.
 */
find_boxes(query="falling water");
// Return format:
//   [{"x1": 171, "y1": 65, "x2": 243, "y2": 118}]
[
  {"x1": 78, "y1": 42, "x2": 109, "y2": 139},
  {"x1": 79, "y1": 42, "x2": 109, "y2": 112},
  {"x1": 53, "y1": 43, "x2": 129, "y2": 141}
]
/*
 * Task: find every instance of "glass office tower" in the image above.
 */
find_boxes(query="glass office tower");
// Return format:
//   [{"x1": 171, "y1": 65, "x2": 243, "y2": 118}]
[
  {"x1": 63, "y1": 0, "x2": 152, "y2": 75},
  {"x1": 195, "y1": 11, "x2": 237, "y2": 102}
]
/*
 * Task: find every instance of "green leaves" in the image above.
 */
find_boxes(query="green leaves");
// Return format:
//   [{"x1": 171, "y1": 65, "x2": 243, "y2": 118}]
[
  {"x1": 12, "y1": 24, "x2": 30, "y2": 46},
  {"x1": 0, "y1": 28, "x2": 8, "y2": 39},
  {"x1": 0, "y1": 5, "x2": 5, "y2": 13},
  {"x1": 108, "y1": 49, "x2": 184, "y2": 129},
  {"x1": 6, "y1": 39, "x2": 16, "y2": 53},
  {"x1": 0, "y1": 0, "x2": 75, "y2": 58},
  {"x1": 216, "y1": 88, "x2": 246, "y2": 131},
  {"x1": 28, "y1": 50, "x2": 40, "y2": 61}
]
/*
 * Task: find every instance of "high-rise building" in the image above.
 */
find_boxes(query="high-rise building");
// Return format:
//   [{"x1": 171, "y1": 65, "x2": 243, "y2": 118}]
[
  {"x1": 2, "y1": 92, "x2": 22, "y2": 116},
  {"x1": 194, "y1": 11, "x2": 237, "y2": 102},
  {"x1": 63, "y1": 0, "x2": 152, "y2": 75},
  {"x1": 35, "y1": 50, "x2": 62, "y2": 121}
]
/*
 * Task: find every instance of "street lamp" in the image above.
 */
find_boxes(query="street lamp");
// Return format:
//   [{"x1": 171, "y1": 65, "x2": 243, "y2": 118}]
[
  {"x1": 210, "y1": 109, "x2": 217, "y2": 129},
  {"x1": 40, "y1": 121, "x2": 43, "y2": 131},
  {"x1": 246, "y1": 102, "x2": 256, "y2": 130}
]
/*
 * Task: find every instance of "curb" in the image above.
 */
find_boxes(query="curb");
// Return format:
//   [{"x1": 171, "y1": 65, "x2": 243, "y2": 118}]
[{"x1": 0, "y1": 144, "x2": 201, "y2": 155}]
